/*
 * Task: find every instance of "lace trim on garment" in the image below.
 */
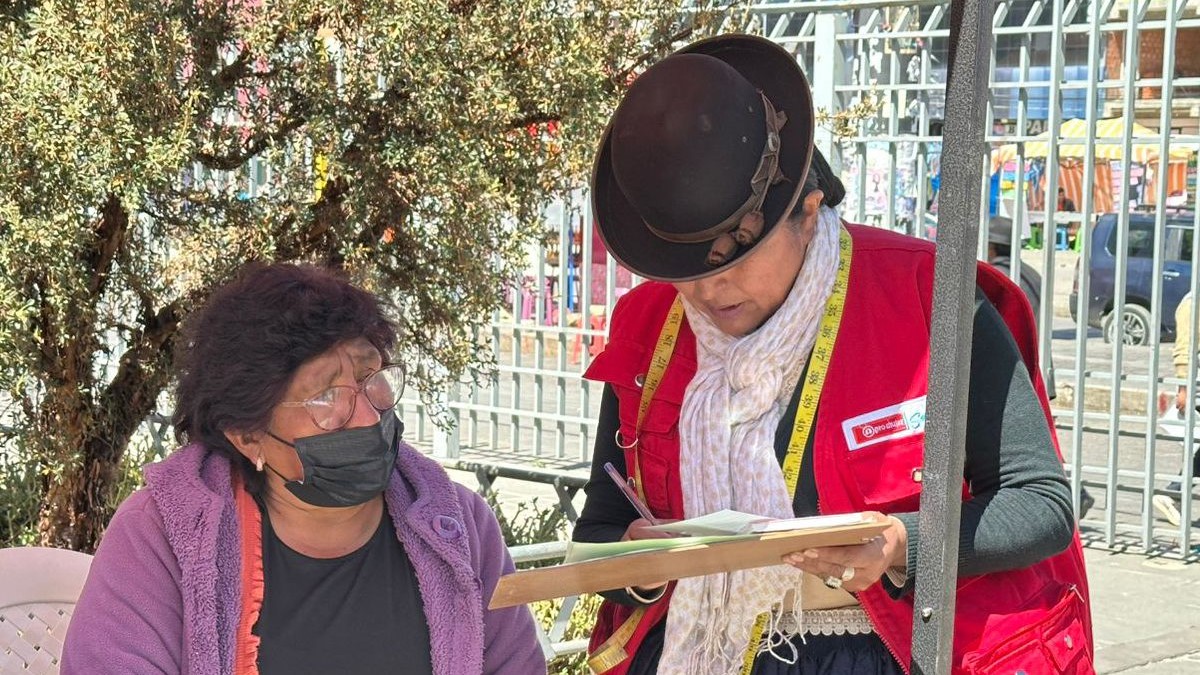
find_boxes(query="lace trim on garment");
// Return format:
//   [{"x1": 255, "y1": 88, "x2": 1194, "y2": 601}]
[{"x1": 778, "y1": 608, "x2": 874, "y2": 636}]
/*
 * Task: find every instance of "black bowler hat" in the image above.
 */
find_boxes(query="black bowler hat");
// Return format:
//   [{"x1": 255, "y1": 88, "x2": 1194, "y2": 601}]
[{"x1": 592, "y1": 34, "x2": 816, "y2": 281}]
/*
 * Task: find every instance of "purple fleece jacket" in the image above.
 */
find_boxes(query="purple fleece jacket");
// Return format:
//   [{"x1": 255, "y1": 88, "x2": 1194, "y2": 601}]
[{"x1": 61, "y1": 441, "x2": 546, "y2": 675}]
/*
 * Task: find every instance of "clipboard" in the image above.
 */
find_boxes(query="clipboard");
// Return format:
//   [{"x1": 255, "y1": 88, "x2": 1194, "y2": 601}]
[{"x1": 489, "y1": 520, "x2": 888, "y2": 609}]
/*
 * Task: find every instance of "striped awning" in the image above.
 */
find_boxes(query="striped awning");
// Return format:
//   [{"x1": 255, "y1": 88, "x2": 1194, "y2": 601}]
[{"x1": 991, "y1": 118, "x2": 1193, "y2": 172}]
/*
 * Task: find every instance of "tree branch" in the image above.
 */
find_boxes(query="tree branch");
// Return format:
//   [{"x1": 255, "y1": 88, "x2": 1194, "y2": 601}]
[
  {"x1": 194, "y1": 108, "x2": 309, "y2": 171},
  {"x1": 90, "y1": 298, "x2": 183, "y2": 480},
  {"x1": 122, "y1": 266, "x2": 159, "y2": 329},
  {"x1": 447, "y1": 0, "x2": 478, "y2": 17},
  {"x1": 214, "y1": 46, "x2": 252, "y2": 89},
  {"x1": 1, "y1": 0, "x2": 38, "y2": 24},
  {"x1": 508, "y1": 112, "x2": 561, "y2": 130},
  {"x1": 95, "y1": 300, "x2": 180, "y2": 433},
  {"x1": 26, "y1": 272, "x2": 54, "y2": 376},
  {"x1": 86, "y1": 194, "x2": 129, "y2": 297}
]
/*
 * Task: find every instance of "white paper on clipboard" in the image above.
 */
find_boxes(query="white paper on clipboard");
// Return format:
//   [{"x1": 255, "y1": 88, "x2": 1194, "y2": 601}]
[{"x1": 644, "y1": 510, "x2": 868, "y2": 537}]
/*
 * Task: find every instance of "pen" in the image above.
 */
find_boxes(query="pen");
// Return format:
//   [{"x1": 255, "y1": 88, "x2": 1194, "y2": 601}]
[{"x1": 603, "y1": 462, "x2": 661, "y2": 526}]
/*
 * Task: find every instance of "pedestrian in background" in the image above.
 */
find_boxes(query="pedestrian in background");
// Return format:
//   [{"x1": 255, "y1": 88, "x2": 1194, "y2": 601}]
[{"x1": 1160, "y1": 291, "x2": 1200, "y2": 526}]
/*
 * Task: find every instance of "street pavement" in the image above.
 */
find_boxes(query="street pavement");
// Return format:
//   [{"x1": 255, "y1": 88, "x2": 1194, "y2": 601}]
[{"x1": 1084, "y1": 547, "x2": 1200, "y2": 674}]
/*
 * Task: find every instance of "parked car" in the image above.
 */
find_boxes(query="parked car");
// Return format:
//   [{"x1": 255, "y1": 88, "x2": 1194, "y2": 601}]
[{"x1": 1070, "y1": 211, "x2": 1195, "y2": 345}]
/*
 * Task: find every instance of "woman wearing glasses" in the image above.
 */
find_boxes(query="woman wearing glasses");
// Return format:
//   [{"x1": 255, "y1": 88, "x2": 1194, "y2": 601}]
[{"x1": 63, "y1": 264, "x2": 545, "y2": 675}]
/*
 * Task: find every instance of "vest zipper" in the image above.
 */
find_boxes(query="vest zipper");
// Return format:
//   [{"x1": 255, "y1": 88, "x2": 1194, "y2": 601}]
[
  {"x1": 857, "y1": 592, "x2": 911, "y2": 675},
  {"x1": 817, "y1": 498, "x2": 909, "y2": 673}
]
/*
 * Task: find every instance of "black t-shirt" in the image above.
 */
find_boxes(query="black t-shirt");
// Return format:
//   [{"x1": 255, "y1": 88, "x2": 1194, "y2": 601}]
[{"x1": 254, "y1": 504, "x2": 434, "y2": 675}]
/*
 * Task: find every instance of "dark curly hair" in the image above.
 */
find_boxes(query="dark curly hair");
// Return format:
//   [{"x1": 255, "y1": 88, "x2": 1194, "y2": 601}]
[{"x1": 173, "y1": 263, "x2": 397, "y2": 492}]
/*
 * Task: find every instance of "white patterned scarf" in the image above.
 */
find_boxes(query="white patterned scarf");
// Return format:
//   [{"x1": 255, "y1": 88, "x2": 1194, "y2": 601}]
[{"x1": 660, "y1": 207, "x2": 843, "y2": 674}]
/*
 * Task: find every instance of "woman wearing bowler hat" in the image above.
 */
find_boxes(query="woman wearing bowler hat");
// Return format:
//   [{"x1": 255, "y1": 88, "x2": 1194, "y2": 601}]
[{"x1": 573, "y1": 34, "x2": 1094, "y2": 675}]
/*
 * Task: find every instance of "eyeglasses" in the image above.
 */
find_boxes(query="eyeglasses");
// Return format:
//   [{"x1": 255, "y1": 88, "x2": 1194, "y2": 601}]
[{"x1": 278, "y1": 364, "x2": 406, "y2": 431}]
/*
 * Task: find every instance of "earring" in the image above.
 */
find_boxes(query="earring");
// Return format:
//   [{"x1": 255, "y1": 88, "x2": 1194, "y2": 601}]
[{"x1": 255, "y1": 454, "x2": 264, "y2": 472}]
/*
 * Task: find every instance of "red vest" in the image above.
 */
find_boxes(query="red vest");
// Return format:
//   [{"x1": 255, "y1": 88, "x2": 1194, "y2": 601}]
[{"x1": 583, "y1": 224, "x2": 1093, "y2": 674}]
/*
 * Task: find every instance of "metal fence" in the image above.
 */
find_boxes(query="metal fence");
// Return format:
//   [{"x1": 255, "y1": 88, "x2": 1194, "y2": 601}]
[{"x1": 397, "y1": 0, "x2": 1200, "y2": 562}]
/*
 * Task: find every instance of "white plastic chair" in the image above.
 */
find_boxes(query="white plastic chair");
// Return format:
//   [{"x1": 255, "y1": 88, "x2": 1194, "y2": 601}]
[{"x1": 0, "y1": 547, "x2": 93, "y2": 674}]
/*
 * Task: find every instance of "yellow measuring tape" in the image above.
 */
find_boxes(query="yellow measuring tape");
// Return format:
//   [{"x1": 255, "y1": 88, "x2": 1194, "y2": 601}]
[
  {"x1": 589, "y1": 297, "x2": 684, "y2": 674},
  {"x1": 740, "y1": 227, "x2": 853, "y2": 675},
  {"x1": 627, "y1": 296, "x2": 685, "y2": 502},
  {"x1": 587, "y1": 605, "x2": 647, "y2": 674}
]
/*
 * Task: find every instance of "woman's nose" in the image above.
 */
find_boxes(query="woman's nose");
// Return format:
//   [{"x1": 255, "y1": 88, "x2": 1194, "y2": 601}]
[{"x1": 690, "y1": 275, "x2": 725, "y2": 303}]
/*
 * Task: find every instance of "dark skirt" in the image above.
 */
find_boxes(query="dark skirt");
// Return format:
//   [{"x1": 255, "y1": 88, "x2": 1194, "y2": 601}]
[
  {"x1": 751, "y1": 633, "x2": 903, "y2": 675},
  {"x1": 627, "y1": 620, "x2": 904, "y2": 675}
]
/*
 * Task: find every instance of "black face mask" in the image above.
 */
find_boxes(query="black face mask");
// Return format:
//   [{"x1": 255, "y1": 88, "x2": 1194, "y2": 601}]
[{"x1": 266, "y1": 413, "x2": 402, "y2": 508}]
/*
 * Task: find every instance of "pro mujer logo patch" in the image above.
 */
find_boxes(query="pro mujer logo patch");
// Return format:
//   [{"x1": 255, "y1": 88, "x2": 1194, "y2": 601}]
[{"x1": 842, "y1": 397, "x2": 927, "y2": 451}]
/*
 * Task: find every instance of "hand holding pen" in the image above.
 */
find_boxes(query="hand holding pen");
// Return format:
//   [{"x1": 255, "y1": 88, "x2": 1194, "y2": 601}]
[
  {"x1": 603, "y1": 462, "x2": 661, "y2": 526},
  {"x1": 604, "y1": 462, "x2": 676, "y2": 595},
  {"x1": 603, "y1": 462, "x2": 679, "y2": 544}
]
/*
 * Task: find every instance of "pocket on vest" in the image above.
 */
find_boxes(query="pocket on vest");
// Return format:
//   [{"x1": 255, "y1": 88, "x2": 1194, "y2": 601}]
[
  {"x1": 960, "y1": 581, "x2": 1091, "y2": 675},
  {"x1": 843, "y1": 436, "x2": 925, "y2": 511},
  {"x1": 610, "y1": 384, "x2": 680, "y2": 517}
]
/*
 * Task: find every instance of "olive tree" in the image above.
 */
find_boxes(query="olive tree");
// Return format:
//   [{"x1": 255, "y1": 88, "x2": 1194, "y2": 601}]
[{"x1": 0, "y1": 0, "x2": 716, "y2": 550}]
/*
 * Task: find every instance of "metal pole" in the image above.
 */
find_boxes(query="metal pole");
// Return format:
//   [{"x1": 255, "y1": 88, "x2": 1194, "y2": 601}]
[
  {"x1": 1039, "y1": 0, "x2": 1065, "y2": 394},
  {"x1": 1069, "y1": 0, "x2": 1106, "y2": 526},
  {"x1": 1141, "y1": 0, "x2": 1180, "y2": 547},
  {"x1": 1010, "y1": 1, "x2": 1039, "y2": 256},
  {"x1": 1183, "y1": 161, "x2": 1199, "y2": 549},
  {"x1": 813, "y1": 13, "x2": 848, "y2": 172},
  {"x1": 887, "y1": 26, "x2": 900, "y2": 234},
  {"x1": 579, "y1": 189, "x2": 595, "y2": 462},
  {"x1": 1105, "y1": 0, "x2": 1143, "y2": 547},
  {"x1": 910, "y1": 0, "x2": 993, "y2": 672}
]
